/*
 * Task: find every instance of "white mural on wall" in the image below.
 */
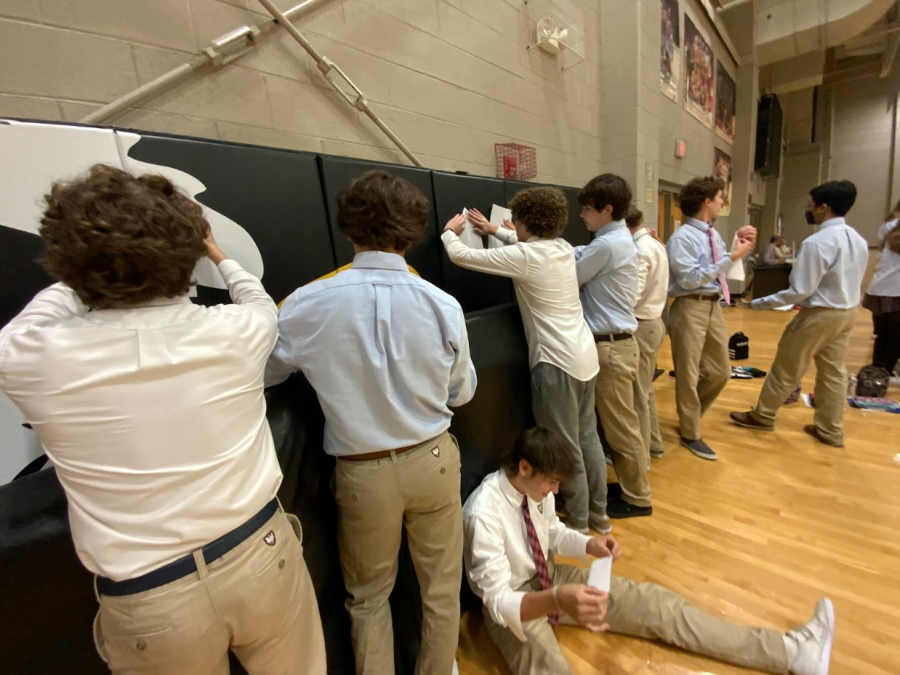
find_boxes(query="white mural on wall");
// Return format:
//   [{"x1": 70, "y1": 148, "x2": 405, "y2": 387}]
[{"x1": 0, "y1": 120, "x2": 265, "y2": 484}]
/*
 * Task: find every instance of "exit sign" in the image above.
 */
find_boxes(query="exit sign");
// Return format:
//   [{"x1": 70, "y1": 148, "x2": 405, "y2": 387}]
[{"x1": 675, "y1": 139, "x2": 686, "y2": 158}]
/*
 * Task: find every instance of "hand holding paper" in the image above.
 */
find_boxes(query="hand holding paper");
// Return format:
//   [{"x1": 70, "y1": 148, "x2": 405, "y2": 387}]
[{"x1": 587, "y1": 556, "x2": 612, "y2": 593}]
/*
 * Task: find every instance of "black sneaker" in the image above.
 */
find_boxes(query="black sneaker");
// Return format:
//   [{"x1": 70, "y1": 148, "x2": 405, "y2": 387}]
[
  {"x1": 680, "y1": 437, "x2": 717, "y2": 460},
  {"x1": 653, "y1": 368, "x2": 665, "y2": 381},
  {"x1": 606, "y1": 482, "x2": 622, "y2": 500},
  {"x1": 607, "y1": 497, "x2": 652, "y2": 519}
]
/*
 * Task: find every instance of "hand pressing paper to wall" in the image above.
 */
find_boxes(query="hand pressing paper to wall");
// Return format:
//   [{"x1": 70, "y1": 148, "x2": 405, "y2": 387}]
[{"x1": 457, "y1": 208, "x2": 487, "y2": 248}]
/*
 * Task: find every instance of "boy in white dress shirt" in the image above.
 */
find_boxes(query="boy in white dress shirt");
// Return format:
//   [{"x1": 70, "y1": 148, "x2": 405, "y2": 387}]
[
  {"x1": 443, "y1": 187, "x2": 607, "y2": 534},
  {"x1": 463, "y1": 427, "x2": 836, "y2": 675},
  {"x1": 0, "y1": 165, "x2": 325, "y2": 674},
  {"x1": 626, "y1": 206, "x2": 669, "y2": 465}
]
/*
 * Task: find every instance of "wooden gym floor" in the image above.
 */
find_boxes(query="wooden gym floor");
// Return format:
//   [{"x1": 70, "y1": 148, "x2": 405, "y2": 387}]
[{"x1": 457, "y1": 301, "x2": 900, "y2": 674}]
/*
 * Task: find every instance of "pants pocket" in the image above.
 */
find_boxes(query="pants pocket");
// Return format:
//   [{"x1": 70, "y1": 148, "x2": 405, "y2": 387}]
[{"x1": 285, "y1": 512, "x2": 304, "y2": 546}]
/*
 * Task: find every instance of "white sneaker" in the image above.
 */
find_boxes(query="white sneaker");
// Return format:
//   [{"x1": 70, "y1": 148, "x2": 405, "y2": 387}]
[
  {"x1": 452, "y1": 659, "x2": 459, "y2": 675},
  {"x1": 786, "y1": 598, "x2": 835, "y2": 675}
]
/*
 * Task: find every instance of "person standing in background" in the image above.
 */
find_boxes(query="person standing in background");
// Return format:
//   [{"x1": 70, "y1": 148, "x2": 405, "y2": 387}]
[
  {"x1": 863, "y1": 202, "x2": 900, "y2": 382},
  {"x1": 626, "y1": 206, "x2": 669, "y2": 465},
  {"x1": 730, "y1": 181, "x2": 868, "y2": 447},
  {"x1": 575, "y1": 175, "x2": 651, "y2": 520},
  {"x1": 0, "y1": 164, "x2": 327, "y2": 675},
  {"x1": 443, "y1": 187, "x2": 609, "y2": 535},
  {"x1": 666, "y1": 177, "x2": 757, "y2": 461},
  {"x1": 267, "y1": 170, "x2": 476, "y2": 675}
]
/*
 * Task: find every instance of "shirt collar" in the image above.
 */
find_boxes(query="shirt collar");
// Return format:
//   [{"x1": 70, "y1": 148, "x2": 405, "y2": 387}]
[
  {"x1": 820, "y1": 217, "x2": 846, "y2": 229},
  {"x1": 350, "y1": 250, "x2": 408, "y2": 271},
  {"x1": 685, "y1": 216, "x2": 711, "y2": 232},
  {"x1": 127, "y1": 295, "x2": 193, "y2": 310},
  {"x1": 632, "y1": 226, "x2": 648, "y2": 240},
  {"x1": 498, "y1": 470, "x2": 529, "y2": 509},
  {"x1": 594, "y1": 219, "x2": 627, "y2": 239}
]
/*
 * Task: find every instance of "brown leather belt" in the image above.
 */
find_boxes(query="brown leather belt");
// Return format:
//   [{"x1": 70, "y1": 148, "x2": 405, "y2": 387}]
[
  {"x1": 594, "y1": 332, "x2": 633, "y2": 342},
  {"x1": 681, "y1": 294, "x2": 719, "y2": 302},
  {"x1": 340, "y1": 442, "x2": 421, "y2": 462}
]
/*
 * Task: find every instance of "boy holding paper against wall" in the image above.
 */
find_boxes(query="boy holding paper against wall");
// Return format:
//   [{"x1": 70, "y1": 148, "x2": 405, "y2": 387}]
[
  {"x1": 463, "y1": 427, "x2": 837, "y2": 675},
  {"x1": 443, "y1": 187, "x2": 608, "y2": 534}
]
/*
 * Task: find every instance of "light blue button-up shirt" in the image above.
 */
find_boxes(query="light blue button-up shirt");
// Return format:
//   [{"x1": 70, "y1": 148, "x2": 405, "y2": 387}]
[
  {"x1": 265, "y1": 251, "x2": 477, "y2": 457},
  {"x1": 753, "y1": 217, "x2": 869, "y2": 310},
  {"x1": 666, "y1": 217, "x2": 734, "y2": 297},
  {"x1": 867, "y1": 219, "x2": 900, "y2": 297},
  {"x1": 574, "y1": 219, "x2": 639, "y2": 334}
]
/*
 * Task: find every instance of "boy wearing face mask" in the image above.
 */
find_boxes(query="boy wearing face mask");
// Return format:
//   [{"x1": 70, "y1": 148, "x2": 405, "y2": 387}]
[{"x1": 729, "y1": 181, "x2": 868, "y2": 447}]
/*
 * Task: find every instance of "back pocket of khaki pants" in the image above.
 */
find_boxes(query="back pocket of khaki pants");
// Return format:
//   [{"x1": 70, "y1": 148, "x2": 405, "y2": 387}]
[{"x1": 99, "y1": 619, "x2": 175, "y2": 668}]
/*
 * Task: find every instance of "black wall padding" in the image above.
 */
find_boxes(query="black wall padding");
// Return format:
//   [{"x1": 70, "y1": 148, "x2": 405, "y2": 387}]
[
  {"x1": 431, "y1": 172, "x2": 515, "y2": 314},
  {"x1": 126, "y1": 135, "x2": 336, "y2": 307},
  {"x1": 318, "y1": 156, "x2": 443, "y2": 289},
  {"x1": 0, "y1": 225, "x2": 54, "y2": 329}
]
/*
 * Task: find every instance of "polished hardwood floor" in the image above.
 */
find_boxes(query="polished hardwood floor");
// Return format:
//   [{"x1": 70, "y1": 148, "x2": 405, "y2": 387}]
[{"x1": 457, "y1": 301, "x2": 900, "y2": 675}]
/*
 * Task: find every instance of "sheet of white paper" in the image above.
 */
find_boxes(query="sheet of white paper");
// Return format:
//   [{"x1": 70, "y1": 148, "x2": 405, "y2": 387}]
[
  {"x1": 773, "y1": 305, "x2": 794, "y2": 311},
  {"x1": 487, "y1": 204, "x2": 513, "y2": 249},
  {"x1": 587, "y1": 556, "x2": 612, "y2": 592},
  {"x1": 725, "y1": 234, "x2": 745, "y2": 281},
  {"x1": 457, "y1": 207, "x2": 485, "y2": 249}
]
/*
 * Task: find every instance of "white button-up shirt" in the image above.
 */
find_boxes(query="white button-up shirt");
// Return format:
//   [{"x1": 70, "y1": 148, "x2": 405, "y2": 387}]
[
  {"x1": 753, "y1": 217, "x2": 869, "y2": 310},
  {"x1": 267, "y1": 251, "x2": 476, "y2": 456},
  {"x1": 632, "y1": 227, "x2": 669, "y2": 321},
  {"x1": 442, "y1": 229, "x2": 598, "y2": 382},
  {"x1": 867, "y1": 219, "x2": 900, "y2": 297},
  {"x1": 0, "y1": 260, "x2": 283, "y2": 580},
  {"x1": 462, "y1": 470, "x2": 591, "y2": 641}
]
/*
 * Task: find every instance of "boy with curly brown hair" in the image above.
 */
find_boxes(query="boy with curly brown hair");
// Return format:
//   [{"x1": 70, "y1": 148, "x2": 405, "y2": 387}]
[{"x1": 442, "y1": 186, "x2": 608, "y2": 535}]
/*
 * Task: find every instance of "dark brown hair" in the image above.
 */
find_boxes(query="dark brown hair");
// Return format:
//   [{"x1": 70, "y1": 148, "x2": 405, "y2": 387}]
[
  {"x1": 625, "y1": 205, "x2": 644, "y2": 229},
  {"x1": 502, "y1": 427, "x2": 579, "y2": 482},
  {"x1": 809, "y1": 180, "x2": 856, "y2": 217},
  {"x1": 336, "y1": 170, "x2": 429, "y2": 252},
  {"x1": 578, "y1": 174, "x2": 633, "y2": 221},
  {"x1": 39, "y1": 164, "x2": 209, "y2": 309},
  {"x1": 508, "y1": 187, "x2": 568, "y2": 239},
  {"x1": 678, "y1": 176, "x2": 724, "y2": 217}
]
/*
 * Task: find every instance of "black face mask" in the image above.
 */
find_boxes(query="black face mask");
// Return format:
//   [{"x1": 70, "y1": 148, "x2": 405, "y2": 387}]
[{"x1": 804, "y1": 210, "x2": 817, "y2": 225}]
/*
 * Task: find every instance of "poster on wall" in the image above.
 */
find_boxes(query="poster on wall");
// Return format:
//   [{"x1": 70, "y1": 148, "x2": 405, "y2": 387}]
[
  {"x1": 715, "y1": 62, "x2": 736, "y2": 144},
  {"x1": 660, "y1": 0, "x2": 680, "y2": 102},
  {"x1": 683, "y1": 16, "x2": 715, "y2": 128},
  {"x1": 713, "y1": 148, "x2": 732, "y2": 216}
]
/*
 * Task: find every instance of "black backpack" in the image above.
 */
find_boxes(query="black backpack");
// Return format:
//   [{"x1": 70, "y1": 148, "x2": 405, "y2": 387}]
[
  {"x1": 855, "y1": 365, "x2": 891, "y2": 398},
  {"x1": 728, "y1": 332, "x2": 749, "y2": 360}
]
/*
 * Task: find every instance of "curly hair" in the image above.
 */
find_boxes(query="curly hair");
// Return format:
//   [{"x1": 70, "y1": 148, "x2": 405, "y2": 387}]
[
  {"x1": 625, "y1": 205, "x2": 644, "y2": 229},
  {"x1": 39, "y1": 164, "x2": 210, "y2": 309},
  {"x1": 508, "y1": 187, "x2": 569, "y2": 239},
  {"x1": 336, "y1": 170, "x2": 429, "y2": 252},
  {"x1": 678, "y1": 176, "x2": 724, "y2": 217},
  {"x1": 578, "y1": 174, "x2": 633, "y2": 220}
]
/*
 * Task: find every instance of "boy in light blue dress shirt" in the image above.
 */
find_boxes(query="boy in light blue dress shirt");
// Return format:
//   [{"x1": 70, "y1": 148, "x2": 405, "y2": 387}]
[
  {"x1": 730, "y1": 181, "x2": 868, "y2": 447},
  {"x1": 266, "y1": 170, "x2": 477, "y2": 675}
]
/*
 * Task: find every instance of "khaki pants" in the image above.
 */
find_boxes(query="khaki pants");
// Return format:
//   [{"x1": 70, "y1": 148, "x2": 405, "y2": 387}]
[
  {"x1": 93, "y1": 508, "x2": 327, "y2": 675},
  {"x1": 531, "y1": 362, "x2": 607, "y2": 529},
  {"x1": 484, "y1": 562, "x2": 789, "y2": 675},
  {"x1": 594, "y1": 338, "x2": 651, "y2": 508},
  {"x1": 752, "y1": 307, "x2": 857, "y2": 445},
  {"x1": 634, "y1": 317, "x2": 666, "y2": 466},
  {"x1": 668, "y1": 296, "x2": 731, "y2": 440},
  {"x1": 335, "y1": 432, "x2": 463, "y2": 675}
]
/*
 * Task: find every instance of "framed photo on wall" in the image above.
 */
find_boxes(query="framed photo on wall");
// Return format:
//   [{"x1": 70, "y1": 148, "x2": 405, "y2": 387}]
[
  {"x1": 660, "y1": 0, "x2": 680, "y2": 102},
  {"x1": 713, "y1": 148, "x2": 733, "y2": 217},
  {"x1": 683, "y1": 15, "x2": 715, "y2": 128},
  {"x1": 715, "y1": 62, "x2": 736, "y2": 144}
]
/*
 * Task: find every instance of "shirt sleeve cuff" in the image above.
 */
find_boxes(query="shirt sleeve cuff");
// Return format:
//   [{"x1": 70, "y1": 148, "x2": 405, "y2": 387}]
[
  {"x1": 498, "y1": 591, "x2": 528, "y2": 642},
  {"x1": 441, "y1": 230, "x2": 459, "y2": 244},
  {"x1": 494, "y1": 227, "x2": 515, "y2": 244},
  {"x1": 717, "y1": 256, "x2": 735, "y2": 273}
]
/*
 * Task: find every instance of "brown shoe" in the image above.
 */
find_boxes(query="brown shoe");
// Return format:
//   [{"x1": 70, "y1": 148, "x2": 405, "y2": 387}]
[
  {"x1": 729, "y1": 411, "x2": 775, "y2": 431},
  {"x1": 803, "y1": 425, "x2": 844, "y2": 448}
]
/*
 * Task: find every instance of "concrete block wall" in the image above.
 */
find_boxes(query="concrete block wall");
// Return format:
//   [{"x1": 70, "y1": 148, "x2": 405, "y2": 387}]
[{"x1": 0, "y1": 0, "x2": 604, "y2": 187}]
